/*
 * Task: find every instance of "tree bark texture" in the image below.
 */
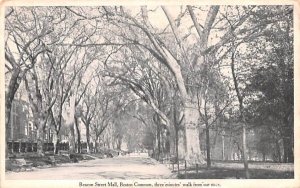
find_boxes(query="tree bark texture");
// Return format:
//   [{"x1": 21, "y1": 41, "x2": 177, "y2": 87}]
[
  {"x1": 75, "y1": 116, "x2": 81, "y2": 153},
  {"x1": 67, "y1": 94, "x2": 76, "y2": 153},
  {"x1": 86, "y1": 125, "x2": 91, "y2": 153},
  {"x1": 205, "y1": 125, "x2": 211, "y2": 168},
  {"x1": 183, "y1": 101, "x2": 205, "y2": 165}
]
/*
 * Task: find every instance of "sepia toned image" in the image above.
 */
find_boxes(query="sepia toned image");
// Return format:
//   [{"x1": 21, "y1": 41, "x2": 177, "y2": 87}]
[{"x1": 1, "y1": 1, "x2": 298, "y2": 187}]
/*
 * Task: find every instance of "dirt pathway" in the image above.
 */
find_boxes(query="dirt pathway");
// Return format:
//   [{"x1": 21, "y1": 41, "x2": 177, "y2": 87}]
[{"x1": 5, "y1": 156, "x2": 172, "y2": 180}]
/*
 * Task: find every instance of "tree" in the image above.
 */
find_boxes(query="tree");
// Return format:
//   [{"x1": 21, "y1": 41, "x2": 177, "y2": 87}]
[
  {"x1": 101, "y1": 5, "x2": 270, "y2": 165},
  {"x1": 171, "y1": 91, "x2": 184, "y2": 173},
  {"x1": 195, "y1": 66, "x2": 231, "y2": 168},
  {"x1": 5, "y1": 7, "x2": 54, "y2": 156},
  {"x1": 48, "y1": 45, "x2": 86, "y2": 154},
  {"x1": 245, "y1": 8, "x2": 293, "y2": 161},
  {"x1": 230, "y1": 47, "x2": 250, "y2": 178},
  {"x1": 5, "y1": 6, "x2": 99, "y2": 155},
  {"x1": 88, "y1": 79, "x2": 125, "y2": 152},
  {"x1": 81, "y1": 87, "x2": 98, "y2": 153},
  {"x1": 214, "y1": 5, "x2": 294, "y2": 177}
]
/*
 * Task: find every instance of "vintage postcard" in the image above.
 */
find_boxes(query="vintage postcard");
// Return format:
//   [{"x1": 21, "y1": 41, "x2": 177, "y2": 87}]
[{"x1": 0, "y1": 0, "x2": 299, "y2": 188}]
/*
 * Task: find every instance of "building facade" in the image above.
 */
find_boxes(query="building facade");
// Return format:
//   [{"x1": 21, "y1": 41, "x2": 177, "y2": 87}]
[{"x1": 7, "y1": 99, "x2": 36, "y2": 142}]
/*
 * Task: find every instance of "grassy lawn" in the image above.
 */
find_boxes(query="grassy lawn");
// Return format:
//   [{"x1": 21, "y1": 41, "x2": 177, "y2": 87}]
[
  {"x1": 5, "y1": 153, "x2": 95, "y2": 172},
  {"x1": 174, "y1": 160, "x2": 294, "y2": 179}
]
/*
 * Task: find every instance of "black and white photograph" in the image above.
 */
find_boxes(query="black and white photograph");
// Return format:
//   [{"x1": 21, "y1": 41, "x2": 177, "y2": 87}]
[{"x1": 1, "y1": 1, "x2": 298, "y2": 187}]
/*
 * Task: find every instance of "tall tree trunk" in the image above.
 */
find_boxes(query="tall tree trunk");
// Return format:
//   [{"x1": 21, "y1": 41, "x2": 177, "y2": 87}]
[
  {"x1": 36, "y1": 128, "x2": 44, "y2": 155},
  {"x1": 5, "y1": 98, "x2": 13, "y2": 158},
  {"x1": 262, "y1": 153, "x2": 266, "y2": 162},
  {"x1": 153, "y1": 114, "x2": 161, "y2": 160},
  {"x1": 67, "y1": 94, "x2": 76, "y2": 153},
  {"x1": 282, "y1": 115, "x2": 294, "y2": 163},
  {"x1": 231, "y1": 49, "x2": 250, "y2": 179},
  {"x1": 205, "y1": 125, "x2": 211, "y2": 168},
  {"x1": 175, "y1": 128, "x2": 179, "y2": 167},
  {"x1": 222, "y1": 134, "x2": 225, "y2": 160},
  {"x1": 276, "y1": 140, "x2": 282, "y2": 163},
  {"x1": 35, "y1": 117, "x2": 47, "y2": 156},
  {"x1": 177, "y1": 128, "x2": 185, "y2": 160},
  {"x1": 173, "y1": 106, "x2": 180, "y2": 173},
  {"x1": 183, "y1": 101, "x2": 204, "y2": 165},
  {"x1": 241, "y1": 122, "x2": 250, "y2": 178},
  {"x1": 157, "y1": 123, "x2": 161, "y2": 160},
  {"x1": 54, "y1": 132, "x2": 60, "y2": 154},
  {"x1": 86, "y1": 124, "x2": 91, "y2": 153},
  {"x1": 75, "y1": 116, "x2": 81, "y2": 153},
  {"x1": 117, "y1": 136, "x2": 122, "y2": 150},
  {"x1": 283, "y1": 137, "x2": 293, "y2": 163},
  {"x1": 153, "y1": 129, "x2": 158, "y2": 159},
  {"x1": 68, "y1": 124, "x2": 76, "y2": 153},
  {"x1": 95, "y1": 136, "x2": 99, "y2": 153}
]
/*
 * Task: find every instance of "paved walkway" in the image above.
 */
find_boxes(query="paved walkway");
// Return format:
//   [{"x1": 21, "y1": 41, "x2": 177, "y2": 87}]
[{"x1": 5, "y1": 155, "x2": 172, "y2": 180}]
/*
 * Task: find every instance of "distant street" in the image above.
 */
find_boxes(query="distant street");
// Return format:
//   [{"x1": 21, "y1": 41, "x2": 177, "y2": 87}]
[{"x1": 6, "y1": 154, "x2": 172, "y2": 180}]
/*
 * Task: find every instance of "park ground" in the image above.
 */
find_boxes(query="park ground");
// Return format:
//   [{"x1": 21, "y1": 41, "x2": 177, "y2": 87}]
[
  {"x1": 175, "y1": 160, "x2": 293, "y2": 179},
  {"x1": 5, "y1": 154, "x2": 172, "y2": 180},
  {"x1": 5, "y1": 153, "x2": 293, "y2": 179}
]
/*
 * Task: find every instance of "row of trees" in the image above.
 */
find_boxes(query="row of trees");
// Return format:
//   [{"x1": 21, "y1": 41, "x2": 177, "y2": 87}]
[
  {"x1": 5, "y1": 5, "x2": 293, "y2": 178},
  {"x1": 5, "y1": 7, "x2": 126, "y2": 155}
]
